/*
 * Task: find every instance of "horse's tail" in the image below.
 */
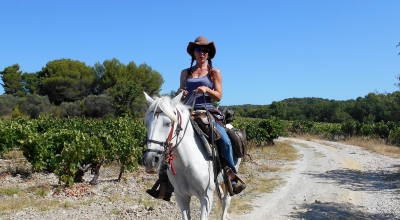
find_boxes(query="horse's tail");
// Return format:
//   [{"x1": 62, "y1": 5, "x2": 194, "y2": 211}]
[{"x1": 217, "y1": 183, "x2": 227, "y2": 210}]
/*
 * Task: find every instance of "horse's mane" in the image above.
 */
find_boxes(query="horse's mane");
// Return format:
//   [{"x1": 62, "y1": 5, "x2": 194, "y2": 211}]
[{"x1": 145, "y1": 95, "x2": 188, "y2": 122}]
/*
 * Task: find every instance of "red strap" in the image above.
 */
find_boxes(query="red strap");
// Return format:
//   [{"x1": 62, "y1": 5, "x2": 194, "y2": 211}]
[{"x1": 169, "y1": 154, "x2": 176, "y2": 175}]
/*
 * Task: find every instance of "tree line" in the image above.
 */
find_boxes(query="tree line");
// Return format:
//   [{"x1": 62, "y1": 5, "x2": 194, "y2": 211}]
[
  {"x1": 0, "y1": 58, "x2": 163, "y2": 118},
  {"x1": 222, "y1": 91, "x2": 400, "y2": 124}
]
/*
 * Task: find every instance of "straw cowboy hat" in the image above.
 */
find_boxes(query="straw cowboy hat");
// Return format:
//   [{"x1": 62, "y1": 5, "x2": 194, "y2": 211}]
[{"x1": 187, "y1": 36, "x2": 216, "y2": 59}]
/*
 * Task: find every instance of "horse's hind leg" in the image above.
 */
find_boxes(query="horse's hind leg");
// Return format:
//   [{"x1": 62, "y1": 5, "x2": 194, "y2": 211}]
[
  {"x1": 175, "y1": 192, "x2": 191, "y2": 220},
  {"x1": 220, "y1": 184, "x2": 231, "y2": 220}
]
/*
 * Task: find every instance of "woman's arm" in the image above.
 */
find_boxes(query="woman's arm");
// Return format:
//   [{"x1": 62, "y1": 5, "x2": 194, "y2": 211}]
[
  {"x1": 177, "y1": 69, "x2": 188, "y2": 99},
  {"x1": 194, "y1": 68, "x2": 222, "y2": 102}
]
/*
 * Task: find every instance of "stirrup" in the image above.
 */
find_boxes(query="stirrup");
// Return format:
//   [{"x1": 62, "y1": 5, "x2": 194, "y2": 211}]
[{"x1": 224, "y1": 167, "x2": 246, "y2": 196}]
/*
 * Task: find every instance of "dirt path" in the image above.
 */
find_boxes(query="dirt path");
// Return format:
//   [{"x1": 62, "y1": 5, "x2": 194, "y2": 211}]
[{"x1": 230, "y1": 138, "x2": 400, "y2": 220}]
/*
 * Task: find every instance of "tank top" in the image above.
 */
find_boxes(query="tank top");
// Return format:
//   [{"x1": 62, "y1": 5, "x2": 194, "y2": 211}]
[{"x1": 183, "y1": 73, "x2": 214, "y2": 110}]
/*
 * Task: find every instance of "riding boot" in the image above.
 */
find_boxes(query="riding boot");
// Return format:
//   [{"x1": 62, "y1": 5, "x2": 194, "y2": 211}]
[
  {"x1": 146, "y1": 164, "x2": 173, "y2": 201},
  {"x1": 146, "y1": 178, "x2": 172, "y2": 201}
]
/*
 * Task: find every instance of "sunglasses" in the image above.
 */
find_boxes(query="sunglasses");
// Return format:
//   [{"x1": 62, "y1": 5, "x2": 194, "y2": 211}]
[{"x1": 195, "y1": 48, "x2": 209, "y2": 54}]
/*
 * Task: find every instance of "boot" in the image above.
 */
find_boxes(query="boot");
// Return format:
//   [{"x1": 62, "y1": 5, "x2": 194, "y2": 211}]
[
  {"x1": 146, "y1": 188, "x2": 172, "y2": 201},
  {"x1": 146, "y1": 178, "x2": 172, "y2": 201},
  {"x1": 224, "y1": 166, "x2": 247, "y2": 195},
  {"x1": 232, "y1": 183, "x2": 247, "y2": 194}
]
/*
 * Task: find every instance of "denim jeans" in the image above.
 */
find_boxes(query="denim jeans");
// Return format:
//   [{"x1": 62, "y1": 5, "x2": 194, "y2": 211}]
[{"x1": 214, "y1": 122, "x2": 238, "y2": 174}]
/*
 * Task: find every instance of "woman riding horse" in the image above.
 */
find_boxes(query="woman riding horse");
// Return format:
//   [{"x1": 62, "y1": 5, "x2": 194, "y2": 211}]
[{"x1": 146, "y1": 36, "x2": 246, "y2": 201}]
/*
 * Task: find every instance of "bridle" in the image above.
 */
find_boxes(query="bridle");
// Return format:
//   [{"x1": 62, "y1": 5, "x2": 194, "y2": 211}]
[{"x1": 145, "y1": 108, "x2": 190, "y2": 175}]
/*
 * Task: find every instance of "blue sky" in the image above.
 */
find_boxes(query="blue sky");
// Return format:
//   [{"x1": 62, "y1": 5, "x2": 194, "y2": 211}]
[{"x1": 1, "y1": 1, "x2": 399, "y2": 105}]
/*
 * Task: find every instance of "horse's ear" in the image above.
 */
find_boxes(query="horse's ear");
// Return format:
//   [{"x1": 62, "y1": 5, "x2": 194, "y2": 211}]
[
  {"x1": 172, "y1": 91, "x2": 183, "y2": 103},
  {"x1": 144, "y1": 92, "x2": 154, "y2": 106}
]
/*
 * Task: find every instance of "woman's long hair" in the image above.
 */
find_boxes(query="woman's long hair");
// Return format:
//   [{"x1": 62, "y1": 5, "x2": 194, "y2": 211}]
[{"x1": 188, "y1": 56, "x2": 215, "y2": 81}]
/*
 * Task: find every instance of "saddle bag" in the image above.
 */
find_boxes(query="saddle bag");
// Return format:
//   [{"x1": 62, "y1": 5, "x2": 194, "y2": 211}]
[
  {"x1": 191, "y1": 110, "x2": 222, "y2": 140},
  {"x1": 209, "y1": 109, "x2": 225, "y2": 127},
  {"x1": 226, "y1": 128, "x2": 247, "y2": 158}
]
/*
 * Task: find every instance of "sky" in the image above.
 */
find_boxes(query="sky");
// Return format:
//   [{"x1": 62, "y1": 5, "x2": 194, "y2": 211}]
[{"x1": 1, "y1": 1, "x2": 399, "y2": 106}]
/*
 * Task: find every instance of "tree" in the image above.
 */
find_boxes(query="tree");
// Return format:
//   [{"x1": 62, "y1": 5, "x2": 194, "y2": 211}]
[
  {"x1": 126, "y1": 62, "x2": 164, "y2": 96},
  {"x1": 106, "y1": 80, "x2": 145, "y2": 118},
  {"x1": 21, "y1": 72, "x2": 40, "y2": 94},
  {"x1": 38, "y1": 59, "x2": 97, "y2": 105},
  {"x1": 96, "y1": 58, "x2": 128, "y2": 92},
  {"x1": 0, "y1": 64, "x2": 26, "y2": 97}
]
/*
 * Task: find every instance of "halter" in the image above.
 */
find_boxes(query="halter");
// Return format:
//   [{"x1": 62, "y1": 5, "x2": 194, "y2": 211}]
[{"x1": 146, "y1": 108, "x2": 189, "y2": 175}]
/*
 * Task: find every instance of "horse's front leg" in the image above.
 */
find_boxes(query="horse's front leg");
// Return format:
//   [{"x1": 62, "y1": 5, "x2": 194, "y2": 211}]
[
  {"x1": 175, "y1": 191, "x2": 191, "y2": 220},
  {"x1": 199, "y1": 189, "x2": 214, "y2": 220}
]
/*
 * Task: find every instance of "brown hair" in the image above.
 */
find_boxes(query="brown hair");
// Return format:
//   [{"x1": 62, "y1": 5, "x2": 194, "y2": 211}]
[{"x1": 188, "y1": 57, "x2": 215, "y2": 81}]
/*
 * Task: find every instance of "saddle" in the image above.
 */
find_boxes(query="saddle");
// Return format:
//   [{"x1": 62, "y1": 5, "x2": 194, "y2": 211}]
[
  {"x1": 191, "y1": 109, "x2": 222, "y2": 140},
  {"x1": 190, "y1": 109, "x2": 248, "y2": 195}
]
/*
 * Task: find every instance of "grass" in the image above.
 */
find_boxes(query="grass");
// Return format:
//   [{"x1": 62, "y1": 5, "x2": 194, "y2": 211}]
[
  {"x1": 28, "y1": 185, "x2": 52, "y2": 197},
  {"x1": 3, "y1": 150, "x2": 25, "y2": 160},
  {"x1": 342, "y1": 137, "x2": 400, "y2": 159},
  {"x1": 295, "y1": 134, "x2": 400, "y2": 159},
  {"x1": 0, "y1": 187, "x2": 22, "y2": 197},
  {"x1": 0, "y1": 198, "x2": 61, "y2": 213}
]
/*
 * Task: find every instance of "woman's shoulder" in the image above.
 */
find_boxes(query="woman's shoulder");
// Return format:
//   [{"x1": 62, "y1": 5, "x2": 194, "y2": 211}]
[
  {"x1": 180, "y1": 68, "x2": 189, "y2": 76},
  {"x1": 211, "y1": 67, "x2": 221, "y2": 75}
]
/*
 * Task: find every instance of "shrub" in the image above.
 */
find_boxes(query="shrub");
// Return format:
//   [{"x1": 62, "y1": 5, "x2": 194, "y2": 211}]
[
  {"x1": 19, "y1": 94, "x2": 50, "y2": 119},
  {"x1": 0, "y1": 94, "x2": 21, "y2": 117},
  {"x1": 83, "y1": 95, "x2": 115, "y2": 118},
  {"x1": 60, "y1": 101, "x2": 82, "y2": 117},
  {"x1": 340, "y1": 120, "x2": 360, "y2": 137}
]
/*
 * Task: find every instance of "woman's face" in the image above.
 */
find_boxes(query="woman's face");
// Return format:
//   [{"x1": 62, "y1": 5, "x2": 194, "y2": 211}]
[{"x1": 194, "y1": 47, "x2": 209, "y2": 62}]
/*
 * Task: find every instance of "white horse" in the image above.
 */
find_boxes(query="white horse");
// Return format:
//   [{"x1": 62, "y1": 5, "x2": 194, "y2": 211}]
[{"x1": 142, "y1": 92, "x2": 241, "y2": 220}]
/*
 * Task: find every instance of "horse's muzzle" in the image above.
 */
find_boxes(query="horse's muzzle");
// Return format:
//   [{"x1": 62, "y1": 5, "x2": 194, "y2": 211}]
[{"x1": 142, "y1": 151, "x2": 162, "y2": 174}]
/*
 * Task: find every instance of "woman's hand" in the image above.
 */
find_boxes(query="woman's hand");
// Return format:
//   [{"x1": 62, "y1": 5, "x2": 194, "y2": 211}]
[
  {"x1": 194, "y1": 86, "x2": 208, "y2": 94},
  {"x1": 177, "y1": 88, "x2": 188, "y2": 99}
]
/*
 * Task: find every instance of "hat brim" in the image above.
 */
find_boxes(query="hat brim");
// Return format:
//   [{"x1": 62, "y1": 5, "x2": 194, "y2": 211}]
[{"x1": 187, "y1": 41, "x2": 216, "y2": 59}]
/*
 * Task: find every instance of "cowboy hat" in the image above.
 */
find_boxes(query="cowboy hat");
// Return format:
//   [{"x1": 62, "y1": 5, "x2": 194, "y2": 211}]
[{"x1": 187, "y1": 36, "x2": 216, "y2": 59}]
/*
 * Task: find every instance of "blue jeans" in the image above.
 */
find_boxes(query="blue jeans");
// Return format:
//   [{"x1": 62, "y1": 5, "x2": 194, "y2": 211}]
[{"x1": 214, "y1": 122, "x2": 238, "y2": 174}]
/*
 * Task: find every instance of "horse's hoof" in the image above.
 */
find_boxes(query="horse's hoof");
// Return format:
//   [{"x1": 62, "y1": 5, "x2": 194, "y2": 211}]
[{"x1": 232, "y1": 184, "x2": 246, "y2": 194}]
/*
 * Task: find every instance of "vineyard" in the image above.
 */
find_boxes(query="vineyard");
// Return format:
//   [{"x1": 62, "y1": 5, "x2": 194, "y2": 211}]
[{"x1": 1, "y1": 116, "x2": 399, "y2": 186}]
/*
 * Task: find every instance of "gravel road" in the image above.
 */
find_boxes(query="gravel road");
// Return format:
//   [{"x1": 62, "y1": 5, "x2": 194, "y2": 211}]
[
  {"x1": 1, "y1": 138, "x2": 400, "y2": 219},
  {"x1": 231, "y1": 138, "x2": 400, "y2": 220}
]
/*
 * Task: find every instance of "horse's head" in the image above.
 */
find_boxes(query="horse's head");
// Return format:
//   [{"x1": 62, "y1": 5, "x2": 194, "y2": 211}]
[{"x1": 142, "y1": 92, "x2": 188, "y2": 174}]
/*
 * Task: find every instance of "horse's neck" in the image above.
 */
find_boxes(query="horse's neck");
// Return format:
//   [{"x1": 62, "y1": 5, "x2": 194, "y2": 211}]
[{"x1": 173, "y1": 117, "x2": 209, "y2": 165}]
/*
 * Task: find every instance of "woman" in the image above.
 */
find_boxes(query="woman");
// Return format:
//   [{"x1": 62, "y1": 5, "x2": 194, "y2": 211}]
[{"x1": 146, "y1": 36, "x2": 246, "y2": 201}]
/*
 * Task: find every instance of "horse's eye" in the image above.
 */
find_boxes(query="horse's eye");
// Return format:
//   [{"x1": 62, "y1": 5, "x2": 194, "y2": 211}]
[{"x1": 165, "y1": 123, "x2": 171, "y2": 127}]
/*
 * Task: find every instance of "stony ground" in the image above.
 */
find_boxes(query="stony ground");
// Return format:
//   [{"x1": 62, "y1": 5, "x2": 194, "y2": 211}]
[
  {"x1": 231, "y1": 138, "x2": 400, "y2": 220},
  {"x1": 1, "y1": 138, "x2": 400, "y2": 219}
]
